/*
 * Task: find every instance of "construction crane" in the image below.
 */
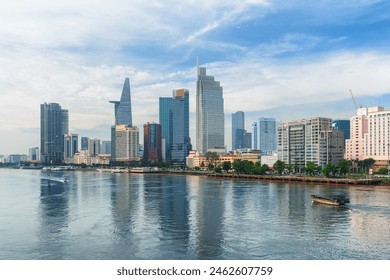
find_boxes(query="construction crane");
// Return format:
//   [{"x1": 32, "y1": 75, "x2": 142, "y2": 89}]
[{"x1": 349, "y1": 89, "x2": 358, "y2": 110}]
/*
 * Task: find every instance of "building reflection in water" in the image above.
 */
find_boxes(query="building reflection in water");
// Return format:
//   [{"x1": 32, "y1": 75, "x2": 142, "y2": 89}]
[
  {"x1": 38, "y1": 178, "x2": 69, "y2": 259},
  {"x1": 187, "y1": 176, "x2": 225, "y2": 259}
]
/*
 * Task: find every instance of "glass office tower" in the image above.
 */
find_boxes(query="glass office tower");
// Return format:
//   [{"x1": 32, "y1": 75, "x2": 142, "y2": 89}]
[
  {"x1": 196, "y1": 66, "x2": 224, "y2": 155},
  {"x1": 40, "y1": 102, "x2": 68, "y2": 164}
]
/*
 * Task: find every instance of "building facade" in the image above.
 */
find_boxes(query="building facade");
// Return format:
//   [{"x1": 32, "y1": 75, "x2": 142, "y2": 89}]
[
  {"x1": 143, "y1": 123, "x2": 162, "y2": 162},
  {"x1": 110, "y1": 78, "x2": 139, "y2": 163},
  {"x1": 345, "y1": 108, "x2": 368, "y2": 161},
  {"x1": 28, "y1": 147, "x2": 40, "y2": 161},
  {"x1": 332, "y1": 119, "x2": 350, "y2": 140},
  {"x1": 111, "y1": 125, "x2": 139, "y2": 162},
  {"x1": 196, "y1": 66, "x2": 224, "y2": 155},
  {"x1": 346, "y1": 107, "x2": 390, "y2": 162},
  {"x1": 232, "y1": 111, "x2": 245, "y2": 150},
  {"x1": 159, "y1": 97, "x2": 173, "y2": 161},
  {"x1": 277, "y1": 117, "x2": 343, "y2": 169},
  {"x1": 64, "y1": 134, "x2": 79, "y2": 162},
  {"x1": 40, "y1": 102, "x2": 68, "y2": 164},
  {"x1": 100, "y1": 141, "x2": 111, "y2": 154},
  {"x1": 253, "y1": 117, "x2": 277, "y2": 155},
  {"x1": 171, "y1": 89, "x2": 191, "y2": 162}
]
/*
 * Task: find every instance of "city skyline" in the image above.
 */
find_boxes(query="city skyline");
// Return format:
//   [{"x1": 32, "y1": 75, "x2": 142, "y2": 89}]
[{"x1": 1, "y1": 1, "x2": 390, "y2": 154}]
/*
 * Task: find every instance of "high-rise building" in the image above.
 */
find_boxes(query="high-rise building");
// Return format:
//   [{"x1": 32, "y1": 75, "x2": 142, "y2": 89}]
[
  {"x1": 110, "y1": 78, "x2": 139, "y2": 163},
  {"x1": 252, "y1": 122, "x2": 258, "y2": 150},
  {"x1": 277, "y1": 117, "x2": 342, "y2": 169},
  {"x1": 81, "y1": 137, "x2": 89, "y2": 150},
  {"x1": 346, "y1": 106, "x2": 390, "y2": 161},
  {"x1": 109, "y1": 77, "x2": 132, "y2": 126},
  {"x1": 159, "y1": 97, "x2": 173, "y2": 161},
  {"x1": 232, "y1": 111, "x2": 245, "y2": 150},
  {"x1": 243, "y1": 132, "x2": 252, "y2": 149},
  {"x1": 253, "y1": 117, "x2": 277, "y2": 155},
  {"x1": 345, "y1": 108, "x2": 368, "y2": 161},
  {"x1": 111, "y1": 125, "x2": 139, "y2": 162},
  {"x1": 171, "y1": 89, "x2": 191, "y2": 161},
  {"x1": 100, "y1": 141, "x2": 111, "y2": 154},
  {"x1": 40, "y1": 102, "x2": 68, "y2": 164},
  {"x1": 159, "y1": 89, "x2": 191, "y2": 162},
  {"x1": 196, "y1": 66, "x2": 224, "y2": 155},
  {"x1": 28, "y1": 147, "x2": 40, "y2": 161},
  {"x1": 332, "y1": 120, "x2": 350, "y2": 140},
  {"x1": 64, "y1": 134, "x2": 79, "y2": 161},
  {"x1": 88, "y1": 138, "x2": 100, "y2": 156},
  {"x1": 143, "y1": 122, "x2": 162, "y2": 162}
]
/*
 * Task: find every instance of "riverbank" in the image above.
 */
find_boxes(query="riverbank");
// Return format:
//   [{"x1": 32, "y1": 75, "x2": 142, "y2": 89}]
[{"x1": 208, "y1": 173, "x2": 389, "y2": 186}]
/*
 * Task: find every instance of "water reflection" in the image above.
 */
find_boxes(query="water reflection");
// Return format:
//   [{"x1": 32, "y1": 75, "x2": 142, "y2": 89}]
[
  {"x1": 1, "y1": 169, "x2": 390, "y2": 259},
  {"x1": 38, "y1": 178, "x2": 69, "y2": 259}
]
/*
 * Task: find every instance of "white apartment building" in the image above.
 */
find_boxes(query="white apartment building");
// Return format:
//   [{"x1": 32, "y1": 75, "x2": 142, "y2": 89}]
[{"x1": 278, "y1": 117, "x2": 344, "y2": 168}]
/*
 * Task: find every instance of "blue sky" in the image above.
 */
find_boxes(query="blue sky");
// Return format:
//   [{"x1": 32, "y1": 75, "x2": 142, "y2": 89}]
[{"x1": 1, "y1": 0, "x2": 390, "y2": 154}]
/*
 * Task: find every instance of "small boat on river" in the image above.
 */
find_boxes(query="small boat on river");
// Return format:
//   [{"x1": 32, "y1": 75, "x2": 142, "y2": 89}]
[{"x1": 310, "y1": 194, "x2": 346, "y2": 206}]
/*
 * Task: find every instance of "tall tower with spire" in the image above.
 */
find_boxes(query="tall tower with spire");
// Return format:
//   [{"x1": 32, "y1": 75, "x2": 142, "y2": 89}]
[
  {"x1": 110, "y1": 77, "x2": 132, "y2": 126},
  {"x1": 110, "y1": 78, "x2": 139, "y2": 162}
]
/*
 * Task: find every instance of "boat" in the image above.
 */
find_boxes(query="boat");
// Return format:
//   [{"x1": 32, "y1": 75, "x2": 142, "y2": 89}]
[{"x1": 310, "y1": 194, "x2": 346, "y2": 206}]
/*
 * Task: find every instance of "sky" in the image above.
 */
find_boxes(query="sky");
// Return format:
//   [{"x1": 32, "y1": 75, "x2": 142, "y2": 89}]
[{"x1": 1, "y1": 0, "x2": 390, "y2": 155}]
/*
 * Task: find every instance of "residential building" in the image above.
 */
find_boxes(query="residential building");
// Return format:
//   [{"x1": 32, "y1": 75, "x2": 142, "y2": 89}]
[
  {"x1": 278, "y1": 117, "x2": 343, "y2": 169},
  {"x1": 143, "y1": 122, "x2": 162, "y2": 162},
  {"x1": 345, "y1": 107, "x2": 368, "y2": 161},
  {"x1": 111, "y1": 125, "x2": 139, "y2": 162},
  {"x1": 40, "y1": 102, "x2": 68, "y2": 164},
  {"x1": 196, "y1": 66, "x2": 224, "y2": 155},
  {"x1": 88, "y1": 138, "x2": 100, "y2": 156}
]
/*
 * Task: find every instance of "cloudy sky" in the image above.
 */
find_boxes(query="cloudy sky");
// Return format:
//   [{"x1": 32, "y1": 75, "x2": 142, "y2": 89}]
[{"x1": 1, "y1": 0, "x2": 390, "y2": 155}]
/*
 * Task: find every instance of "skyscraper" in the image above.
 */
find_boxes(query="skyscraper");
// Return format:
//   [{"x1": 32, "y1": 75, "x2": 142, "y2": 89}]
[
  {"x1": 143, "y1": 122, "x2": 162, "y2": 162},
  {"x1": 110, "y1": 77, "x2": 132, "y2": 126},
  {"x1": 110, "y1": 78, "x2": 139, "y2": 162},
  {"x1": 196, "y1": 66, "x2": 224, "y2": 155},
  {"x1": 255, "y1": 117, "x2": 277, "y2": 155},
  {"x1": 64, "y1": 133, "x2": 78, "y2": 161},
  {"x1": 232, "y1": 111, "x2": 245, "y2": 150},
  {"x1": 40, "y1": 102, "x2": 68, "y2": 164},
  {"x1": 159, "y1": 97, "x2": 173, "y2": 161},
  {"x1": 171, "y1": 89, "x2": 191, "y2": 161}
]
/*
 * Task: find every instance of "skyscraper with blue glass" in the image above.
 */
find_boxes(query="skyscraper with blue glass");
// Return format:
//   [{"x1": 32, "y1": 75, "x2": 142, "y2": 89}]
[
  {"x1": 196, "y1": 66, "x2": 224, "y2": 155},
  {"x1": 40, "y1": 102, "x2": 68, "y2": 164},
  {"x1": 159, "y1": 89, "x2": 191, "y2": 162}
]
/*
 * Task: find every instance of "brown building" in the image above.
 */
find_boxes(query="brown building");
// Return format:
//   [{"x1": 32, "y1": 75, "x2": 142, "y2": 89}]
[{"x1": 143, "y1": 122, "x2": 162, "y2": 162}]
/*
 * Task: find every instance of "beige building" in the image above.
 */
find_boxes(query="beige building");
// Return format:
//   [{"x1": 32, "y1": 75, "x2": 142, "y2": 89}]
[
  {"x1": 186, "y1": 151, "x2": 260, "y2": 169},
  {"x1": 74, "y1": 151, "x2": 110, "y2": 165},
  {"x1": 111, "y1": 125, "x2": 140, "y2": 162},
  {"x1": 345, "y1": 107, "x2": 368, "y2": 161}
]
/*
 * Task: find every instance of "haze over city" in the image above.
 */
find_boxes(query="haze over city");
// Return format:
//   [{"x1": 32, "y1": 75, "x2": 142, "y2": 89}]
[{"x1": 1, "y1": 0, "x2": 390, "y2": 155}]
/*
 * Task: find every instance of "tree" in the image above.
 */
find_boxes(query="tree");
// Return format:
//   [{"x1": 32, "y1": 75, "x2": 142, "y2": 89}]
[
  {"x1": 321, "y1": 164, "x2": 336, "y2": 177},
  {"x1": 273, "y1": 160, "x2": 286, "y2": 175},
  {"x1": 337, "y1": 159, "x2": 351, "y2": 176},
  {"x1": 205, "y1": 152, "x2": 220, "y2": 169},
  {"x1": 214, "y1": 167, "x2": 222, "y2": 173},
  {"x1": 305, "y1": 162, "x2": 317, "y2": 175},
  {"x1": 222, "y1": 161, "x2": 231, "y2": 172}
]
